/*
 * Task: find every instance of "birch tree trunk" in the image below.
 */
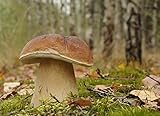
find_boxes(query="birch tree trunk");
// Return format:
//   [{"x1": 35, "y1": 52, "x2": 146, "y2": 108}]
[
  {"x1": 37, "y1": 0, "x2": 43, "y2": 28},
  {"x1": 50, "y1": 0, "x2": 56, "y2": 33},
  {"x1": 59, "y1": 0, "x2": 65, "y2": 34},
  {"x1": 102, "y1": 0, "x2": 115, "y2": 59},
  {"x1": 152, "y1": 0, "x2": 158, "y2": 48},
  {"x1": 85, "y1": 0, "x2": 94, "y2": 50},
  {"x1": 113, "y1": 0, "x2": 125, "y2": 60},
  {"x1": 69, "y1": 0, "x2": 76, "y2": 35},
  {"x1": 114, "y1": 0, "x2": 123, "y2": 40},
  {"x1": 93, "y1": 1, "x2": 102, "y2": 54},
  {"x1": 144, "y1": 0, "x2": 157, "y2": 52},
  {"x1": 125, "y1": 0, "x2": 142, "y2": 65},
  {"x1": 63, "y1": 0, "x2": 70, "y2": 35},
  {"x1": 79, "y1": 0, "x2": 86, "y2": 39}
]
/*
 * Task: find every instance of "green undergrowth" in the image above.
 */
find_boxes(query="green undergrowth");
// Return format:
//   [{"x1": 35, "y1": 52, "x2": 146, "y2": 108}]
[
  {"x1": 0, "y1": 67, "x2": 159, "y2": 115},
  {"x1": 78, "y1": 67, "x2": 146, "y2": 97}
]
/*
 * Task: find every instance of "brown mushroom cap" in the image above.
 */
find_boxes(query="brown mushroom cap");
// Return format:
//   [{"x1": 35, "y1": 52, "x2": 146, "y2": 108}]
[{"x1": 19, "y1": 34, "x2": 93, "y2": 66}]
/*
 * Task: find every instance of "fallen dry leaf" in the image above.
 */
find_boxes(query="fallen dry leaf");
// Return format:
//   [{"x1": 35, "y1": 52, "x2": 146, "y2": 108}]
[
  {"x1": 86, "y1": 70, "x2": 99, "y2": 79},
  {"x1": 96, "y1": 68, "x2": 109, "y2": 79},
  {"x1": 3, "y1": 82, "x2": 20, "y2": 93},
  {"x1": 17, "y1": 88, "x2": 33, "y2": 95},
  {"x1": 130, "y1": 90, "x2": 160, "y2": 102},
  {"x1": 115, "y1": 95, "x2": 144, "y2": 106},
  {"x1": 4, "y1": 64, "x2": 37, "y2": 82},
  {"x1": 87, "y1": 85, "x2": 114, "y2": 97},
  {"x1": 111, "y1": 83, "x2": 123, "y2": 91},
  {"x1": 68, "y1": 99, "x2": 91, "y2": 107},
  {"x1": 144, "y1": 101, "x2": 160, "y2": 110},
  {"x1": 142, "y1": 75, "x2": 160, "y2": 96},
  {"x1": 94, "y1": 85, "x2": 108, "y2": 91},
  {"x1": 94, "y1": 85, "x2": 114, "y2": 93},
  {"x1": 0, "y1": 91, "x2": 17, "y2": 100},
  {"x1": 142, "y1": 75, "x2": 160, "y2": 88}
]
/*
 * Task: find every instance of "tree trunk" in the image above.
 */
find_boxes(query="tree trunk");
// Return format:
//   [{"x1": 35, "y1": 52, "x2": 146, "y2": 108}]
[
  {"x1": 79, "y1": 0, "x2": 86, "y2": 39},
  {"x1": 144, "y1": 0, "x2": 157, "y2": 52},
  {"x1": 152, "y1": 0, "x2": 158, "y2": 48},
  {"x1": 85, "y1": 0, "x2": 94, "y2": 50},
  {"x1": 125, "y1": 0, "x2": 142, "y2": 65},
  {"x1": 113, "y1": 0, "x2": 125, "y2": 60},
  {"x1": 102, "y1": 0, "x2": 115, "y2": 59},
  {"x1": 69, "y1": 0, "x2": 76, "y2": 35}
]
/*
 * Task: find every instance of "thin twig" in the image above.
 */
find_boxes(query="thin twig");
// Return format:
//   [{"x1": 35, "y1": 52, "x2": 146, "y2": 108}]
[
  {"x1": 96, "y1": 68, "x2": 106, "y2": 79},
  {"x1": 50, "y1": 93, "x2": 60, "y2": 103},
  {"x1": 146, "y1": 75, "x2": 160, "y2": 85}
]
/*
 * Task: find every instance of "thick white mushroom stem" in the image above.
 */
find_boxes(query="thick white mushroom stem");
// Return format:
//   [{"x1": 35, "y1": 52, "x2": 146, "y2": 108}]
[{"x1": 31, "y1": 59, "x2": 77, "y2": 107}]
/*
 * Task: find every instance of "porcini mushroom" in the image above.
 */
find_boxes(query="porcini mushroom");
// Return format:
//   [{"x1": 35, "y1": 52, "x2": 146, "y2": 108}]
[{"x1": 19, "y1": 34, "x2": 93, "y2": 107}]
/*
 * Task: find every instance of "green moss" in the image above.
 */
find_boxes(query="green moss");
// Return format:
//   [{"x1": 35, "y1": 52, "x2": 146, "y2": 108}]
[
  {"x1": 78, "y1": 67, "x2": 146, "y2": 97},
  {"x1": 108, "y1": 107, "x2": 160, "y2": 116},
  {"x1": 109, "y1": 67, "x2": 145, "y2": 79},
  {"x1": 0, "y1": 68, "x2": 158, "y2": 115},
  {"x1": 0, "y1": 95, "x2": 31, "y2": 115}
]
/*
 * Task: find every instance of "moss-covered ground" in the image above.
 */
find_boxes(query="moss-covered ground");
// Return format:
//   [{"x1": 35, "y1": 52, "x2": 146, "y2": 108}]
[{"x1": 0, "y1": 67, "x2": 160, "y2": 116}]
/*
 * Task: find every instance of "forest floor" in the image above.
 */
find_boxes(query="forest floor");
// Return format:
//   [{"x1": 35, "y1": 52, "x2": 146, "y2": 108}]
[{"x1": 0, "y1": 60, "x2": 160, "y2": 115}]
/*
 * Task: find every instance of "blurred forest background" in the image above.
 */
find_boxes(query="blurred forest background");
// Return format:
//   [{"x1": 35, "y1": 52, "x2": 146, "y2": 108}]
[{"x1": 0, "y1": 0, "x2": 160, "y2": 68}]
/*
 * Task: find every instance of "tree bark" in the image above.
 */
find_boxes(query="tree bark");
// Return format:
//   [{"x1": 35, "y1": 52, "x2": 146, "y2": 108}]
[
  {"x1": 102, "y1": 0, "x2": 115, "y2": 59},
  {"x1": 85, "y1": 0, "x2": 94, "y2": 50},
  {"x1": 113, "y1": 0, "x2": 125, "y2": 60},
  {"x1": 125, "y1": 0, "x2": 142, "y2": 65},
  {"x1": 69, "y1": 0, "x2": 76, "y2": 35},
  {"x1": 144, "y1": 0, "x2": 157, "y2": 52}
]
